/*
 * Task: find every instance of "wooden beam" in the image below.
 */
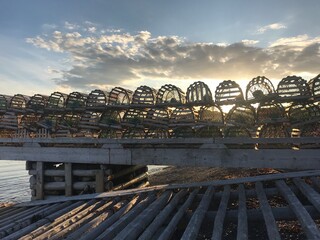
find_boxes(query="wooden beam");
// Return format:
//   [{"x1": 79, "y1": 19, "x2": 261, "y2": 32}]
[
  {"x1": 276, "y1": 180, "x2": 320, "y2": 239},
  {"x1": 36, "y1": 162, "x2": 44, "y2": 200}
]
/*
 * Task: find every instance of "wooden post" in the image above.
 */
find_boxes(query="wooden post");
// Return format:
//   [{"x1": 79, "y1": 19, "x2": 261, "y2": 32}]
[
  {"x1": 36, "y1": 161, "x2": 44, "y2": 200},
  {"x1": 95, "y1": 169, "x2": 105, "y2": 193},
  {"x1": 65, "y1": 163, "x2": 73, "y2": 196}
]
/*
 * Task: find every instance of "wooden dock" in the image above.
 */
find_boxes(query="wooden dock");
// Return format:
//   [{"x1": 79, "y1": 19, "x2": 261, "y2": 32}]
[{"x1": 1, "y1": 170, "x2": 320, "y2": 239}]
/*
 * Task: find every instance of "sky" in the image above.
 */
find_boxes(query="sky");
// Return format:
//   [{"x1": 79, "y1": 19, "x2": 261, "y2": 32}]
[{"x1": 0, "y1": 0, "x2": 320, "y2": 96}]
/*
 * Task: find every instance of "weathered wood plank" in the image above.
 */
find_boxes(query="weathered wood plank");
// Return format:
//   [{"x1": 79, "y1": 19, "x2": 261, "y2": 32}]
[
  {"x1": 237, "y1": 184, "x2": 248, "y2": 240},
  {"x1": 255, "y1": 181, "x2": 281, "y2": 240},
  {"x1": 65, "y1": 163, "x2": 72, "y2": 196},
  {"x1": 276, "y1": 180, "x2": 320, "y2": 239},
  {"x1": 293, "y1": 178, "x2": 320, "y2": 213},
  {"x1": 182, "y1": 186, "x2": 215, "y2": 239},
  {"x1": 18, "y1": 170, "x2": 320, "y2": 207},
  {"x1": 211, "y1": 185, "x2": 231, "y2": 240},
  {"x1": 158, "y1": 189, "x2": 199, "y2": 240},
  {"x1": 36, "y1": 162, "x2": 44, "y2": 200},
  {"x1": 138, "y1": 190, "x2": 188, "y2": 240}
]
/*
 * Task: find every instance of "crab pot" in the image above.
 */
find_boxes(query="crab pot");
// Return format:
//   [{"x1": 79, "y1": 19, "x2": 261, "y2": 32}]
[
  {"x1": 186, "y1": 81, "x2": 213, "y2": 104},
  {"x1": 122, "y1": 127, "x2": 146, "y2": 139},
  {"x1": 195, "y1": 125, "x2": 222, "y2": 138},
  {"x1": 287, "y1": 102, "x2": 320, "y2": 126},
  {"x1": 99, "y1": 109, "x2": 123, "y2": 129},
  {"x1": 0, "y1": 95, "x2": 10, "y2": 113},
  {"x1": 37, "y1": 114, "x2": 62, "y2": 132},
  {"x1": 66, "y1": 92, "x2": 88, "y2": 109},
  {"x1": 47, "y1": 92, "x2": 68, "y2": 109},
  {"x1": 86, "y1": 89, "x2": 108, "y2": 108},
  {"x1": 0, "y1": 111, "x2": 19, "y2": 130},
  {"x1": 224, "y1": 126, "x2": 252, "y2": 137},
  {"x1": 308, "y1": 74, "x2": 320, "y2": 98},
  {"x1": 9, "y1": 94, "x2": 30, "y2": 111},
  {"x1": 99, "y1": 128, "x2": 123, "y2": 139},
  {"x1": 215, "y1": 80, "x2": 244, "y2": 105},
  {"x1": 225, "y1": 104, "x2": 256, "y2": 128},
  {"x1": 198, "y1": 104, "x2": 224, "y2": 125},
  {"x1": 27, "y1": 161, "x2": 148, "y2": 200},
  {"x1": 257, "y1": 123, "x2": 290, "y2": 149},
  {"x1": 171, "y1": 126, "x2": 194, "y2": 138},
  {"x1": 223, "y1": 126, "x2": 254, "y2": 148},
  {"x1": 146, "y1": 128, "x2": 170, "y2": 138},
  {"x1": 20, "y1": 114, "x2": 42, "y2": 132},
  {"x1": 77, "y1": 111, "x2": 100, "y2": 136},
  {"x1": 169, "y1": 107, "x2": 196, "y2": 128},
  {"x1": 131, "y1": 85, "x2": 156, "y2": 105},
  {"x1": 108, "y1": 87, "x2": 132, "y2": 105},
  {"x1": 246, "y1": 76, "x2": 276, "y2": 101},
  {"x1": 256, "y1": 102, "x2": 287, "y2": 124},
  {"x1": 156, "y1": 84, "x2": 186, "y2": 104},
  {"x1": 277, "y1": 75, "x2": 310, "y2": 100},
  {"x1": 121, "y1": 108, "x2": 148, "y2": 128},
  {"x1": 27, "y1": 94, "x2": 48, "y2": 112},
  {"x1": 144, "y1": 109, "x2": 169, "y2": 129},
  {"x1": 59, "y1": 112, "x2": 81, "y2": 134}
]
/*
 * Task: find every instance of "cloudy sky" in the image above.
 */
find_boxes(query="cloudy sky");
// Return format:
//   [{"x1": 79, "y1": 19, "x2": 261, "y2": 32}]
[{"x1": 1, "y1": 0, "x2": 319, "y2": 95}]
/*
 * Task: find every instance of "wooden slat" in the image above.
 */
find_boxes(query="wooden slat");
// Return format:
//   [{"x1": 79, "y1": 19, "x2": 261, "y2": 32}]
[
  {"x1": 18, "y1": 170, "x2": 320, "y2": 207},
  {"x1": 211, "y1": 185, "x2": 230, "y2": 240},
  {"x1": 182, "y1": 186, "x2": 215, "y2": 239},
  {"x1": 95, "y1": 194, "x2": 156, "y2": 240},
  {"x1": 293, "y1": 178, "x2": 320, "y2": 213},
  {"x1": 79, "y1": 195, "x2": 141, "y2": 240},
  {"x1": 36, "y1": 162, "x2": 44, "y2": 200},
  {"x1": 237, "y1": 184, "x2": 248, "y2": 240},
  {"x1": 65, "y1": 163, "x2": 72, "y2": 196},
  {"x1": 255, "y1": 181, "x2": 281, "y2": 240},
  {"x1": 138, "y1": 189, "x2": 188, "y2": 240},
  {"x1": 158, "y1": 189, "x2": 199, "y2": 240},
  {"x1": 276, "y1": 180, "x2": 320, "y2": 239},
  {"x1": 113, "y1": 191, "x2": 173, "y2": 240}
]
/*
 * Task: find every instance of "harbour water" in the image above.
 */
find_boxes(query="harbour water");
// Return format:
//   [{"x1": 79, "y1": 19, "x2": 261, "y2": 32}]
[
  {"x1": 0, "y1": 160, "x2": 30, "y2": 203},
  {"x1": 0, "y1": 161, "x2": 166, "y2": 203}
]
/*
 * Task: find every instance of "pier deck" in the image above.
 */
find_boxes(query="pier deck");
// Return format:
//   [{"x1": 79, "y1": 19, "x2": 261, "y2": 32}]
[{"x1": 1, "y1": 170, "x2": 320, "y2": 239}]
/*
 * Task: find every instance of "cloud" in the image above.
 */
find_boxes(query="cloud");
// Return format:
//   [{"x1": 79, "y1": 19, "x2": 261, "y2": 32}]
[
  {"x1": 26, "y1": 25, "x2": 320, "y2": 91},
  {"x1": 258, "y1": 23, "x2": 286, "y2": 33},
  {"x1": 241, "y1": 39, "x2": 259, "y2": 45}
]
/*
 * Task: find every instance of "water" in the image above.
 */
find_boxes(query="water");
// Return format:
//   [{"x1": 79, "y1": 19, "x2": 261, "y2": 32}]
[
  {"x1": 0, "y1": 162, "x2": 166, "y2": 203},
  {"x1": 0, "y1": 160, "x2": 30, "y2": 203}
]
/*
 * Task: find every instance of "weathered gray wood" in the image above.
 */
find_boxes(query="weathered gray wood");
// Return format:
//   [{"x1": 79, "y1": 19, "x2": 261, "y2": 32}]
[
  {"x1": 182, "y1": 186, "x2": 215, "y2": 240},
  {"x1": 237, "y1": 184, "x2": 248, "y2": 240},
  {"x1": 2, "y1": 144, "x2": 320, "y2": 169},
  {"x1": 293, "y1": 178, "x2": 320, "y2": 213},
  {"x1": 2, "y1": 201, "x2": 73, "y2": 240},
  {"x1": 95, "y1": 169, "x2": 105, "y2": 193},
  {"x1": 33, "y1": 200, "x2": 104, "y2": 240},
  {"x1": 158, "y1": 189, "x2": 199, "y2": 240},
  {"x1": 79, "y1": 195, "x2": 141, "y2": 240},
  {"x1": 96, "y1": 194, "x2": 156, "y2": 240},
  {"x1": 113, "y1": 191, "x2": 173, "y2": 240},
  {"x1": 36, "y1": 161, "x2": 44, "y2": 200},
  {"x1": 0, "y1": 204, "x2": 60, "y2": 238},
  {"x1": 112, "y1": 173, "x2": 148, "y2": 191},
  {"x1": 310, "y1": 177, "x2": 320, "y2": 192},
  {"x1": 48, "y1": 199, "x2": 117, "y2": 240},
  {"x1": 138, "y1": 189, "x2": 188, "y2": 240},
  {"x1": 19, "y1": 200, "x2": 92, "y2": 240},
  {"x1": 255, "y1": 181, "x2": 281, "y2": 240},
  {"x1": 276, "y1": 180, "x2": 320, "y2": 239},
  {"x1": 211, "y1": 185, "x2": 230, "y2": 240},
  {"x1": 18, "y1": 170, "x2": 320, "y2": 207},
  {"x1": 65, "y1": 163, "x2": 72, "y2": 196}
]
